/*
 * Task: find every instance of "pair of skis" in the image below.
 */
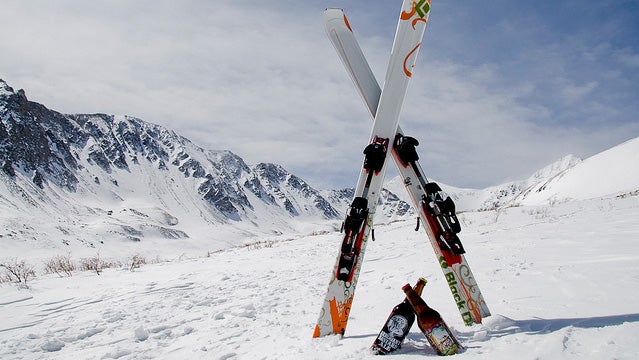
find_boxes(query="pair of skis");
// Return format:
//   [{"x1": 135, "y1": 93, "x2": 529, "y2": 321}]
[{"x1": 314, "y1": 1, "x2": 490, "y2": 339}]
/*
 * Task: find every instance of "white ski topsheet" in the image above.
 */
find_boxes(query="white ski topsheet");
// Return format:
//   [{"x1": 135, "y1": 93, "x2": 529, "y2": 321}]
[
  {"x1": 324, "y1": 8, "x2": 381, "y2": 117},
  {"x1": 314, "y1": 0, "x2": 431, "y2": 338},
  {"x1": 324, "y1": 6, "x2": 490, "y2": 324},
  {"x1": 351, "y1": 0, "x2": 430, "y2": 201}
]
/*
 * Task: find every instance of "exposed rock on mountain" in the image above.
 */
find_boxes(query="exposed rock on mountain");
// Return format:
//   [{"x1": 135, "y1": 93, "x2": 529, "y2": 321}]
[{"x1": 0, "y1": 79, "x2": 411, "y2": 256}]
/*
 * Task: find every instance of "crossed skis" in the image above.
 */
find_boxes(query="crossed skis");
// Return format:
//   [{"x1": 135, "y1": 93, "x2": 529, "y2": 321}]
[{"x1": 314, "y1": 1, "x2": 490, "y2": 338}]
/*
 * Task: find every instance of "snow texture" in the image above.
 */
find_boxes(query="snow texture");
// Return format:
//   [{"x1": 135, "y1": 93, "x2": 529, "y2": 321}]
[
  {"x1": 1, "y1": 77, "x2": 638, "y2": 358},
  {"x1": 0, "y1": 78, "x2": 414, "y2": 263},
  {"x1": 1, "y1": 191, "x2": 638, "y2": 359}
]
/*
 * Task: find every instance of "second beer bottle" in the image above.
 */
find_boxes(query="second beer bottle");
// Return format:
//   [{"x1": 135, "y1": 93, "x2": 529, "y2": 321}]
[{"x1": 402, "y1": 283, "x2": 462, "y2": 355}]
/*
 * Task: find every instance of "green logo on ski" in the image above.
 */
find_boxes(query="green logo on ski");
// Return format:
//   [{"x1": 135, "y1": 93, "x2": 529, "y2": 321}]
[
  {"x1": 401, "y1": 0, "x2": 430, "y2": 22},
  {"x1": 415, "y1": 0, "x2": 431, "y2": 18}
]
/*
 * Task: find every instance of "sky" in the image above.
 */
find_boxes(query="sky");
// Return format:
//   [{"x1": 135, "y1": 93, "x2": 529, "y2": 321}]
[{"x1": 1, "y1": 0, "x2": 638, "y2": 189}]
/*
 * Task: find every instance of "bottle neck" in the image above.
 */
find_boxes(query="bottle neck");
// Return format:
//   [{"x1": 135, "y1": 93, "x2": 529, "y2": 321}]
[
  {"x1": 413, "y1": 278, "x2": 427, "y2": 296},
  {"x1": 402, "y1": 284, "x2": 438, "y2": 318},
  {"x1": 401, "y1": 278, "x2": 426, "y2": 306}
]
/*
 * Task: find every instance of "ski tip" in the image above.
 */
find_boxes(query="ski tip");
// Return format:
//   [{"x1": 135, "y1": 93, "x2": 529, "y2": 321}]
[
  {"x1": 312, "y1": 324, "x2": 321, "y2": 338},
  {"x1": 324, "y1": 8, "x2": 344, "y2": 16},
  {"x1": 324, "y1": 8, "x2": 346, "y2": 31}
]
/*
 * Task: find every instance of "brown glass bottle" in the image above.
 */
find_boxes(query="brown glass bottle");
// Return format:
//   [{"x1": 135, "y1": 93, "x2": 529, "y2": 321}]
[
  {"x1": 371, "y1": 278, "x2": 427, "y2": 355},
  {"x1": 402, "y1": 284, "x2": 462, "y2": 355}
]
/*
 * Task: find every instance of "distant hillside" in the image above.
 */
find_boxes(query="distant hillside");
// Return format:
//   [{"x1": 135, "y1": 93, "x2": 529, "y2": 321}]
[
  {"x1": 512, "y1": 137, "x2": 639, "y2": 205},
  {"x1": 0, "y1": 79, "x2": 412, "y2": 259},
  {"x1": 387, "y1": 137, "x2": 639, "y2": 211},
  {"x1": 2, "y1": 78, "x2": 636, "y2": 261}
]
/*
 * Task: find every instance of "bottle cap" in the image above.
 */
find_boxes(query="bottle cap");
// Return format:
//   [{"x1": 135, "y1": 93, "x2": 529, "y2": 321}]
[
  {"x1": 418, "y1": 277, "x2": 428, "y2": 284},
  {"x1": 402, "y1": 283, "x2": 412, "y2": 291}
]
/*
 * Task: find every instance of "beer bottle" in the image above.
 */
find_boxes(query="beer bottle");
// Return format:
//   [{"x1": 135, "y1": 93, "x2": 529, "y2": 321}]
[
  {"x1": 402, "y1": 284, "x2": 462, "y2": 355},
  {"x1": 371, "y1": 278, "x2": 427, "y2": 355}
]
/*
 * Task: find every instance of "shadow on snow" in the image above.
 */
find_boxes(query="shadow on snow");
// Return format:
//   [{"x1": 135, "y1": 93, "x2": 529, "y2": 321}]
[
  {"x1": 340, "y1": 313, "x2": 639, "y2": 355},
  {"x1": 458, "y1": 313, "x2": 639, "y2": 341}
]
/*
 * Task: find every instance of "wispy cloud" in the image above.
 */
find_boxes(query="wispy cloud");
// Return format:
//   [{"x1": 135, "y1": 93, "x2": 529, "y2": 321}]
[{"x1": 1, "y1": 0, "x2": 637, "y2": 189}]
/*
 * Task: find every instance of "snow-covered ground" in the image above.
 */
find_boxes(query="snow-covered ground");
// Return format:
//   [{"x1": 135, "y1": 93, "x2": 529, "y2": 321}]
[{"x1": 1, "y1": 191, "x2": 638, "y2": 359}]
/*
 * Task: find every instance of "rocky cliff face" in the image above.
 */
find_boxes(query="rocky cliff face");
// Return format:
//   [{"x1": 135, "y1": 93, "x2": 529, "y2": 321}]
[
  {"x1": 0, "y1": 82, "x2": 80, "y2": 190},
  {"x1": 0, "y1": 79, "x2": 346, "y2": 220},
  {"x1": 0, "y1": 79, "x2": 411, "y2": 255}
]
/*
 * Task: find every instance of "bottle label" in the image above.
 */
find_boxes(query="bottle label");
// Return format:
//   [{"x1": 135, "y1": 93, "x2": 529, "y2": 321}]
[
  {"x1": 426, "y1": 322, "x2": 460, "y2": 355},
  {"x1": 387, "y1": 314, "x2": 410, "y2": 337},
  {"x1": 374, "y1": 315, "x2": 409, "y2": 353}
]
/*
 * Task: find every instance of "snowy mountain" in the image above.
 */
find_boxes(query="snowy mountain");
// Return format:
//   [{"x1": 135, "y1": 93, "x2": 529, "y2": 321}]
[
  {"x1": 445, "y1": 154, "x2": 584, "y2": 211},
  {"x1": 0, "y1": 79, "x2": 413, "y2": 260},
  {"x1": 1, "y1": 183, "x2": 638, "y2": 359},
  {"x1": 387, "y1": 138, "x2": 638, "y2": 212},
  {"x1": 2, "y1": 78, "x2": 637, "y2": 261},
  {"x1": 477, "y1": 137, "x2": 639, "y2": 208},
  {"x1": 512, "y1": 137, "x2": 639, "y2": 205},
  {"x1": 385, "y1": 154, "x2": 582, "y2": 212},
  {"x1": 1, "y1": 80, "x2": 639, "y2": 359}
]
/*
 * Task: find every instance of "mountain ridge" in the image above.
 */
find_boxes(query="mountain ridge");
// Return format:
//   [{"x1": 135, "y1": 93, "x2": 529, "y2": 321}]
[
  {"x1": 0, "y1": 79, "x2": 411, "y2": 259},
  {"x1": 2, "y1": 78, "x2": 637, "y2": 260},
  {"x1": 386, "y1": 138, "x2": 638, "y2": 212}
]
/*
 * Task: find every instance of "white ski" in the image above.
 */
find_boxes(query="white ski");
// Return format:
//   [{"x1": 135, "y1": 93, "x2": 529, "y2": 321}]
[
  {"x1": 314, "y1": 0, "x2": 432, "y2": 338},
  {"x1": 323, "y1": 7, "x2": 490, "y2": 325}
]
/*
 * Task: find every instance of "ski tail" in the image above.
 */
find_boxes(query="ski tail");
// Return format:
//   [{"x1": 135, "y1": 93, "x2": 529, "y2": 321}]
[{"x1": 324, "y1": 8, "x2": 380, "y2": 117}]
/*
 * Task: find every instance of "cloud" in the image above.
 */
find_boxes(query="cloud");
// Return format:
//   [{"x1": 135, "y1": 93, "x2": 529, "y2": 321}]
[
  {"x1": 2, "y1": 0, "x2": 387, "y2": 190},
  {"x1": 615, "y1": 48, "x2": 639, "y2": 68},
  {"x1": 560, "y1": 81, "x2": 598, "y2": 104},
  {"x1": 397, "y1": 54, "x2": 639, "y2": 188},
  {"x1": 1, "y1": 0, "x2": 637, "y2": 190}
]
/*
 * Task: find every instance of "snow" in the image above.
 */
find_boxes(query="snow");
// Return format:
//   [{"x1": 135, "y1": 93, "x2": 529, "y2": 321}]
[
  {"x1": 0, "y1": 83, "x2": 14, "y2": 97},
  {"x1": 386, "y1": 137, "x2": 639, "y2": 212},
  {"x1": 2, "y1": 98, "x2": 638, "y2": 360},
  {"x1": 516, "y1": 137, "x2": 639, "y2": 205},
  {"x1": 2, "y1": 192, "x2": 638, "y2": 359},
  {"x1": 0, "y1": 107, "x2": 348, "y2": 264}
]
